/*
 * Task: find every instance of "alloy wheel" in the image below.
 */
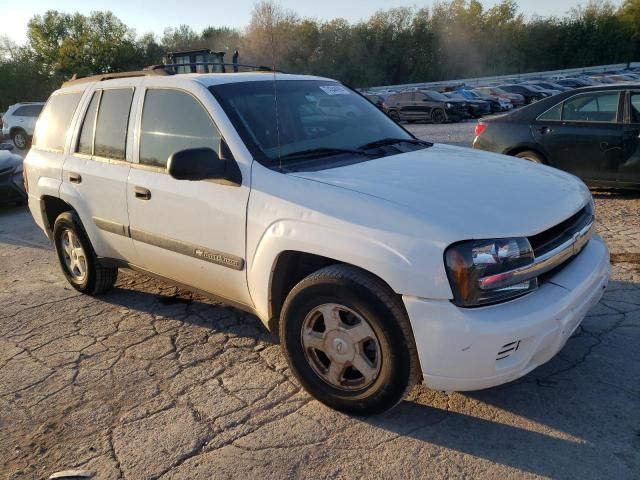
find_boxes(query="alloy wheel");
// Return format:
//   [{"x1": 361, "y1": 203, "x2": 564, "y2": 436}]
[
  {"x1": 301, "y1": 303, "x2": 382, "y2": 391},
  {"x1": 61, "y1": 228, "x2": 88, "y2": 282}
]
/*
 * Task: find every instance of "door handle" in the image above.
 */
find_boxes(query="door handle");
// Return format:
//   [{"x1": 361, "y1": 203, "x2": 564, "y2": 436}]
[
  {"x1": 68, "y1": 172, "x2": 82, "y2": 184},
  {"x1": 133, "y1": 186, "x2": 151, "y2": 200},
  {"x1": 536, "y1": 126, "x2": 552, "y2": 135}
]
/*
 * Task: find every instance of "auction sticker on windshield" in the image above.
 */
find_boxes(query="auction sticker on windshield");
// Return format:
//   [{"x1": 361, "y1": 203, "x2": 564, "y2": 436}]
[{"x1": 320, "y1": 85, "x2": 350, "y2": 95}]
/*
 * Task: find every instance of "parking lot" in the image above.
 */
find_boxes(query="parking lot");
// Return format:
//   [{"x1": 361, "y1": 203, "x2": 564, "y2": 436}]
[{"x1": 1, "y1": 129, "x2": 639, "y2": 479}]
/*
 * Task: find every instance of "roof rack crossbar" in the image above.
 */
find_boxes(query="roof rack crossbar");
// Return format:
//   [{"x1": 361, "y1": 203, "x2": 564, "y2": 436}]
[{"x1": 148, "y1": 62, "x2": 277, "y2": 72}]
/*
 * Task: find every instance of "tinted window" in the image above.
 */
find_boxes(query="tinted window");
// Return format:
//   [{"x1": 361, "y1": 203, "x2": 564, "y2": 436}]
[
  {"x1": 13, "y1": 105, "x2": 43, "y2": 117},
  {"x1": 94, "y1": 89, "x2": 134, "y2": 160},
  {"x1": 562, "y1": 92, "x2": 619, "y2": 123},
  {"x1": 139, "y1": 89, "x2": 221, "y2": 167},
  {"x1": 76, "y1": 92, "x2": 100, "y2": 155},
  {"x1": 538, "y1": 102, "x2": 562, "y2": 121},
  {"x1": 630, "y1": 93, "x2": 640, "y2": 123},
  {"x1": 33, "y1": 94, "x2": 82, "y2": 151}
]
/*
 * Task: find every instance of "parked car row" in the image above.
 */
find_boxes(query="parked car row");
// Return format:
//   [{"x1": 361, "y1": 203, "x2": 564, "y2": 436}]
[{"x1": 362, "y1": 66, "x2": 640, "y2": 124}]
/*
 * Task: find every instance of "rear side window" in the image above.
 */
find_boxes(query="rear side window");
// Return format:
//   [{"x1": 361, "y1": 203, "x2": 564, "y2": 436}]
[
  {"x1": 13, "y1": 105, "x2": 43, "y2": 117},
  {"x1": 631, "y1": 93, "x2": 640, "y2": 123},
  {"x1": 562, "y1": 92, "x2": 620, "y2": 123},
  {"x1": 94, "y1": 89, "x2": 134, "y2": 160},
  {"x1": 139, "y1": 89, "x2": 221, "y2": 168},
  {"x1": 33, "y1": 94, "x2": 82, "y2": 151}
]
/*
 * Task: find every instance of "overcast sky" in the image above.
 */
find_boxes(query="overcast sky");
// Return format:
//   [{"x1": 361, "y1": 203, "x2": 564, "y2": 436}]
[{"x1": 2, "y1": 0, "x2": 624, "y2": 45}]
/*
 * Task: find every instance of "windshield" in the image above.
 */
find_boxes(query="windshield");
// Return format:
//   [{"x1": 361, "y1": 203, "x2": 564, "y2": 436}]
[{"x1": 210, "y1": 80, "x2": 413, "y2": 168}]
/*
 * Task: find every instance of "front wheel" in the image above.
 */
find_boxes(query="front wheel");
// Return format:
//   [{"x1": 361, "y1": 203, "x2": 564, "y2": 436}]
[
  {"x1": 280, "y1": 265, "x2": 420, "y2": 415},
  {"x1": 388, "y1": 110, "x2": 401, "y2": 122},
  {"x1": 53, "y1": 212, "x2": 118, "y2": 294}
]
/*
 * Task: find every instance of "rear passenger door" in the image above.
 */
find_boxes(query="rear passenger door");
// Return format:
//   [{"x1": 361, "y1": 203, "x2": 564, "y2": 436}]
[
  {"x1": 532, "y1": 91, "x2": 624, "y2": 182},
  {"x1": 126, "y1": 82, "x2": 252, "y2": 308},
  {"x1": 61, "y1": 81, "x2": 140, "y2": 262},
  {"x1": 620, "y1": 91, "x2": 640, "y2": 185}
]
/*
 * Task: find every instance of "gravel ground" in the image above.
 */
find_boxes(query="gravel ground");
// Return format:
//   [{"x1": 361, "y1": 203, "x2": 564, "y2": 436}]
[
  {"x1": 406, "y1": 119, "x2": 477, "y2": 147},
  {"x1": 1, "y1": 136, "x2": 639, "y2": 479}
]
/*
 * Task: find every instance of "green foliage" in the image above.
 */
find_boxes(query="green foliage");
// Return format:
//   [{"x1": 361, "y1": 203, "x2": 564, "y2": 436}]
[{"x1": 0, "y1": 1, "x2": 639, "y2": 110}]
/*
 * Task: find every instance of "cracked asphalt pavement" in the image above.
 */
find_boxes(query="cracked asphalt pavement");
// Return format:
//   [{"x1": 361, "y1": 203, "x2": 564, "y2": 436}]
[{"x1": 1, "y1": 149, "x2": 639, "y2": 479}]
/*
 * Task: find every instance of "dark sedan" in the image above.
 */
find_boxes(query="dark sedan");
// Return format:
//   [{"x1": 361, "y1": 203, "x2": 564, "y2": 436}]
[
  {"x1": 473, "y1": 84, "x2": 640, "y2": 189},
  {"x1": 498, "y1": 84, "x2": 548, "y2": 104},
  {"x1": 0, "y1": 149, "x2": 26, "y2": 205}
]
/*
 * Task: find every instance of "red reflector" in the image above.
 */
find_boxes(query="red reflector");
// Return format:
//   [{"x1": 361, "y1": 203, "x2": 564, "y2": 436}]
[{"x1": 474, "y1": 122, "x2": 487, "y2": 138}]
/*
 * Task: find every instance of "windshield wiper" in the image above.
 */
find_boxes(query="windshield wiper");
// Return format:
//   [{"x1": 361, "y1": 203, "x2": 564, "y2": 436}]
[
  {"x1": 278, "y1": 147, "x2": 380, "y2": 161},
  {"x1": 357, "y1": 137, "x2": 433, "y2": 150}
]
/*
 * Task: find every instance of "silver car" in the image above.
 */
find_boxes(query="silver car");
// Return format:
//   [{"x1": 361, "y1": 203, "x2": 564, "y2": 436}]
[{"x1": 1, "y1": 102, "x2": 45, "y2": 150}]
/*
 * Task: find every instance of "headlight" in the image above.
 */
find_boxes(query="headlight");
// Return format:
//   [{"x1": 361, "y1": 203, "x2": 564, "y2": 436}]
[
  {"x1": 444, "y1": 237, "x2": 537, "y2": 307},
  {"x1": 446, "y1": 103, "x2": 453, "y2": 108}
]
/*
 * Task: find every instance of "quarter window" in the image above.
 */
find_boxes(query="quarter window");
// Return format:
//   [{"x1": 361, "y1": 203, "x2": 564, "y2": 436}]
[
  {"x1": 561, "y1": 92, "x2": 619, "y2": 123},
  {"x1": 76, "y1": 92, "x2": 100, "y2": 155},
  {"x1": 94, "y1": 89, "x2": 134, "y2": 160},
  {"x1": 33, "y1": 94, "x2": 82, "y2": 151},
  {"x1": 538, "y1": 102, "x2": 562, "y2": 121},
  {"x1": 139, "y1": 89, "x2": 221, "y2": 168}
]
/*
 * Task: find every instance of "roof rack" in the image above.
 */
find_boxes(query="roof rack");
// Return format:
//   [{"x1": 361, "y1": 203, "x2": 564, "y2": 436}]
[
  {"x1": 62, "y1": 62, "x2": 278, "y2": 88},
  {"x1": 61, "y1": 69, "x2": 170, "y2": 87}
]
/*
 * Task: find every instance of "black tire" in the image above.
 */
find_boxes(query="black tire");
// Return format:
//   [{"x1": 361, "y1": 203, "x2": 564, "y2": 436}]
[
  {"x1": 280, "y1": 264, "x2": 420, "y2": 415},
  {"x1": 431, "y1": 109, "x2": 446, "y2": 124},
  {"x1": 11, "y1": 129, "x2": 29, "y2": 150},
  {"x1": 388, "y1": 110, "x2": 401, "y2": 122},
  {"x1": 514, "y1": 150, "x2": 544, "y2": 164},
  {"x1": 53, "y1": 211, "x2": 118, "y2": 295}
]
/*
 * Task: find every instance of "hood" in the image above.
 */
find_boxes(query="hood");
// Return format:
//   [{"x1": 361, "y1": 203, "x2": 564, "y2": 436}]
[
  {"x1": 0, "y1": 150, "x2": 22, "y2": 171},
  {"x1": 290, "y1": 144, "x2": 590, "y2": 240}
]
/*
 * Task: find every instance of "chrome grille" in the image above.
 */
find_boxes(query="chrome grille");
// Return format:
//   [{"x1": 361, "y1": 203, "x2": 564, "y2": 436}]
[{"x1": 529, "y1": 205, "x2": 593, "y2": 257}]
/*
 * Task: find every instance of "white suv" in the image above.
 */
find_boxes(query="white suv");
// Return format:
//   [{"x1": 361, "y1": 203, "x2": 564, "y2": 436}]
[
  {"x1": 24, "y1": 69, "x2": 610, "y2": 414},
  {"x1": 1, "y1": 102, "x2": 45, "y2": 149}
]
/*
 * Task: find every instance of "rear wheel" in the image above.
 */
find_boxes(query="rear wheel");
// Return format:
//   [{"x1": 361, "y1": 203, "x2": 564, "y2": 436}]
[
  {"x1": 514, "y1": 150, "x2": 544, "y2": 164},
  {"x1": 388, "y1": 110, "x2": 400, "y2": 122},
  {"x1": 280, "y1": 265, "x2": 420, "y2": 415},
  {"x1": 11, "y1": 129, "x2": 29, "y2": 150},
  {"x1": 431, "y1": 109, "x2": 446, "y2": 124},
  {"x1": 53, "y1": 212, "x2": 118, "y2": 294}
]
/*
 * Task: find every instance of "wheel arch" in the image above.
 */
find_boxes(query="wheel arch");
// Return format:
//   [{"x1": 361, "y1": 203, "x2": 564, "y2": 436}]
[
  {"x1": 504, "y1": 145, "x2": 548, "y2": 164},
  {"x1": 41, "y1": 195, "x2": 75, "y2": 236},
  {"x1": 266, "y1": 251, "x2": 401, "y2": 334}
]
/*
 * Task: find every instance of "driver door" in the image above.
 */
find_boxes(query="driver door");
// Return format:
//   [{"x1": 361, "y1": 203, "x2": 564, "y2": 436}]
[{"x1": 126, "y1": 81, "x2": 253, "y2": 308}]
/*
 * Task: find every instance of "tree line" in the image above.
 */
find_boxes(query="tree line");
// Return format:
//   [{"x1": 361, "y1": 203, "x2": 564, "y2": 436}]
[{"x1": 1, "y1": 0, "x2": 639, "y2": 111}]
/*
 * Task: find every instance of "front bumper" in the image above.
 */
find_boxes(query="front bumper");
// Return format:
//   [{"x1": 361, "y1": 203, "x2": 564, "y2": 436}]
[{"x1": 404, "y1": 234, "x2": 610, "y2": 391}]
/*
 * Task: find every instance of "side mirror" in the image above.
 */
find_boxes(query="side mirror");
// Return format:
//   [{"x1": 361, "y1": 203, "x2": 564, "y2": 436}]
[{"x1": 167, "y1": 145, "x2": 241, "y2": 185}]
